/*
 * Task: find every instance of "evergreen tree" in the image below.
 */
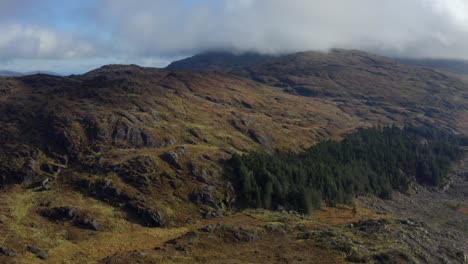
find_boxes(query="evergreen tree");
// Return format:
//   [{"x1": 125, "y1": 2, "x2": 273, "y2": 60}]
[{"x1": 227, "y1": 125, "x2": 464, "y2": 213}]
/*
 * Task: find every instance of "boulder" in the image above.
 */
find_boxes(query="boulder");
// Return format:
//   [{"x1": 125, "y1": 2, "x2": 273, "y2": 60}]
[
  {"x1": 248, "y1": 129, "x2": 272, "y2": 149},
  {"x1": 160, "y1": 151, "x2": 181, "y2": 170},
  {"x1": 79, "y1": 217, "x2": 101, "y2": 231},
  {"x1": 127, "y1": 202, "x2": 166, "y2": 227}
]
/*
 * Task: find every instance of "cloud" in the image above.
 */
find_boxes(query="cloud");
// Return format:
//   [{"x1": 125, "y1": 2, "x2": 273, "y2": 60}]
[
  {"x1": 2, "y1": 0, "x2": 468, "y2": 72},
  {"x1": 0, "y1": 24, "x2": 100, "y2": 60},
  {"x1": 94, "y1": 0, "x2": 468, "y2": 60}
]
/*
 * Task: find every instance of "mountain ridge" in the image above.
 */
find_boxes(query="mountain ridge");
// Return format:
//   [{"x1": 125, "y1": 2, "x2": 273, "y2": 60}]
[
  {"x1": 166, "y1": 51, "x2": 277, "y2": 72},
  {"x1": 0, "y1": 70, "x2": 63, "y2": 77}
]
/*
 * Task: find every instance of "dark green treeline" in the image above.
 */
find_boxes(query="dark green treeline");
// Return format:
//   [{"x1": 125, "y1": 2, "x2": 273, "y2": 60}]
[{"x1": 227, "y1": 125, "x2": 465, "y2": 213}]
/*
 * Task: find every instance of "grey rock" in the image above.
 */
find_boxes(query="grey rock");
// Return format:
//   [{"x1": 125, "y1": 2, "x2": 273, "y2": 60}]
[
  {"x1": 161, "y1": 151, "x2": 181, "y2": 170},
  {"x1": 190, "y1": 186, "x2": 219, "y2": 210},
  {"x1": 248, "y1": 129, "x2": 272, "y2": 149},
  {"x1": 218, "y1": 224, "x2": 260, "y2": 242},
  {"x1": 80, "y1": 218, "x2": 101, "y2": 231},
  {"x1": 127, "y1": 202, "x2": 166, "y2": 227},
  {"x1": 189, "y1": 162, "x2": 210, "y2": 183},
  {"x1": 40, "y1": 206, "x2": 101, "y2": 231},
  {"x1": 26, "y1": 246, "x2": 48, "y2": 260},
  {"x1": 0, "y1": 247, "x2": 18, "y2": 257}
]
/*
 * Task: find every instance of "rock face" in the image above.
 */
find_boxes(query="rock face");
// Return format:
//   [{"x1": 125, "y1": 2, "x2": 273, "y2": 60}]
[
  {"x1": 190, "y1": 185, "x2": 219, "y2": 210},
  {"x1": 116, "y1": 155, "x2": 157, "y2": 190},
  {"x1": 40, "y1": 206, "x2": 101, "y2": 231},
  {"x1": 127, "y1": 202, "x2": 166, "y2": 227},
  {"x1": 160, "y1": 151, "x2": 181, "y2": 170},
  {"x1": 248, "y1": 129, "x2": 272, "y2": 149}
]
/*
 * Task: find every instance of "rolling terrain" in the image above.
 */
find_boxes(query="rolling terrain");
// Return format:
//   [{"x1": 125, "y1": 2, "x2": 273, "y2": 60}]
[
  {"x1": 166, "y1": 52, "x2": 276, "y2": 72},
  {"x1": 0, "y1": 71, "x2": 62, "y2": 77},
  {"x1": 0, "y1": 71, "x2": 23, "y2": 77},
  {"x1": 0, "y1": 50, "x2": 467, "y2": 263},
  {"x1": 397, "y1": 58, "x2": 468, "y2": 76}
]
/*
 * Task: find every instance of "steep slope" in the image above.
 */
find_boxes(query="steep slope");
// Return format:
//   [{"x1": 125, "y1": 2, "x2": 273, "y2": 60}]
[
  {"x1": 231, "y1": 49, "x2": 468, "y2": 134},
  {"x1": 0, "y1": 51, "x2": 467, "y2": 262},
  {"x1": 166, "y1": 51, "x2": 276, "y2": 72},
  {"x1": 0, "y1": 65, "x2": 365, "y2": 228}
]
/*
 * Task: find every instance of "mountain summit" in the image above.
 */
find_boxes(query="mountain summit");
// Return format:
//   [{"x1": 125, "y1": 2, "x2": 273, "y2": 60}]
[{"x1": 166, "y1": 51, "x2": 276, "y2": 72}]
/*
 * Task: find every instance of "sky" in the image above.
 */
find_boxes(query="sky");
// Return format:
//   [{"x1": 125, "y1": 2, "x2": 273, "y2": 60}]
[{"x1": 1, "y1": 0, "x2": 468, "y2": 74}]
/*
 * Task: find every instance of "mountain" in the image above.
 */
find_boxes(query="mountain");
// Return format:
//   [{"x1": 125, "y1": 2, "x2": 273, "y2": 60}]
[
  {"x1": 0, "y1": 70, "x2": 62, "y2": 77},
  {"x1": 0, "y1": 70, "x2": 23, "y2": 77},
  {"x1": 166, "y1": 51, "x2": 276, "y2": 71},
  {"x1": 24, "y1": 70, "x2": 63, "y2": 76},
  {"x1": 0, "y1": 51, "x2": 467, "y2": 263},
  {"x1": 397, "y1": 57, "x2": 468, "y2": 75},
  {"x1": 166, "y1": 50, "x2": 468, "y2": 134},
  {"x1": 166, "y1": 49, "x2": 468, "y2": 77},
  {"x1": 231, "y1": 49, "x2": 468, "y2": 133}
]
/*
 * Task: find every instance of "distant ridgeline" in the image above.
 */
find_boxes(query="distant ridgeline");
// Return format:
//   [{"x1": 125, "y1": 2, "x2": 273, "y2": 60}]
[{"x1": 227, "y1": 126, "x2": 466, "y2": 213}]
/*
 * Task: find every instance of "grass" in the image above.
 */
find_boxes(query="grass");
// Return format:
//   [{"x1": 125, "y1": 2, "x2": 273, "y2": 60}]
[
  {"x1": 1, "y1": 183, "x2": 396, "y2": 264},
  {"x1": 314, "y1": 203, "x2": 393, "y2": 226}
]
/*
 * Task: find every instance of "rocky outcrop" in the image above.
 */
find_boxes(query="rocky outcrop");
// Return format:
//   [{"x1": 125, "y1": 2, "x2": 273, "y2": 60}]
[
  {"x1": 188, "y1": 162, "x2": 211, "y2": 183},
  {"x1": 26, "y1": 246, "x2": 48, "y2": 260},
  {"x1": 0, "y1": 145, "x2": 44, "y2": 186},
  {"x1": 126, "y1": 201, "x2": 166, "y2": 227},
  {"x1": 205, "y1": 224, "x2": 260, "y2": 242},
  {"x1": 190, "y1": 185, "x2": 219, "y2": 210},
  {"x1": 116, "y1": 156, "x2": 158, "y2": 190},
  {"x1": 112, "y1": 121, "x2": 144, "y2": 147},
  {"x1": 40, "y1": 206, "x2": 101, "y2": 231},
  {"x1": 248, "y1": 129, "x2": 272, "y2": 149},
  {"x1": 77, "y1": 179, "x2": 131, "y2": 205},
  {"x1": 160, "y1": 151, "x2": 182, "y2": 170},
  {"x1": 0, "y1": 247, "x2": 17, "y2": 257}
]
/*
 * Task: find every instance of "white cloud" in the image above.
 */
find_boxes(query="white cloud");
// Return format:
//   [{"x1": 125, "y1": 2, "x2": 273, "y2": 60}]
[
  {"x1": 95, "y1": 0, "x2": 468, "y2": 60},
  {"x1": 0, "y1": 24, "x2": 99, "y2": 60},
  {"x1": 3, "y1": 0, "x2": 468, "y2": 73}
]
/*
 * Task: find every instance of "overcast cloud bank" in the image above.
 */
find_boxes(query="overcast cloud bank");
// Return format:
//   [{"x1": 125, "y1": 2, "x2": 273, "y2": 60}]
[{"x1": 1, "y1": 0, "x2": 468, "y2": 73}]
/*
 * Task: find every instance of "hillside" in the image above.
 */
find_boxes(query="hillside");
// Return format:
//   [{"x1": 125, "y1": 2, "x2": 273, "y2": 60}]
[
  {"x1": 166, "y1": 51, "x2": 276, "y2": 72},
  {"x1": 0, "y1": 50, "x2": 467, "y2": 263},
  {"x1": 0, "y1": 71, "x2": 62, "y2": 77},
  {"x1": 397, "y1": 57, "x2": 468, "y2": 75},
  {"x1": 231, "y1": 49, "x2": 468, "y2": 134},
  {"x1": 0, "y1": 70, "x2": 23, "y2": 77},
  {"x1": 166, "y1": 49, "x2": 468, "y2": 133}
]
